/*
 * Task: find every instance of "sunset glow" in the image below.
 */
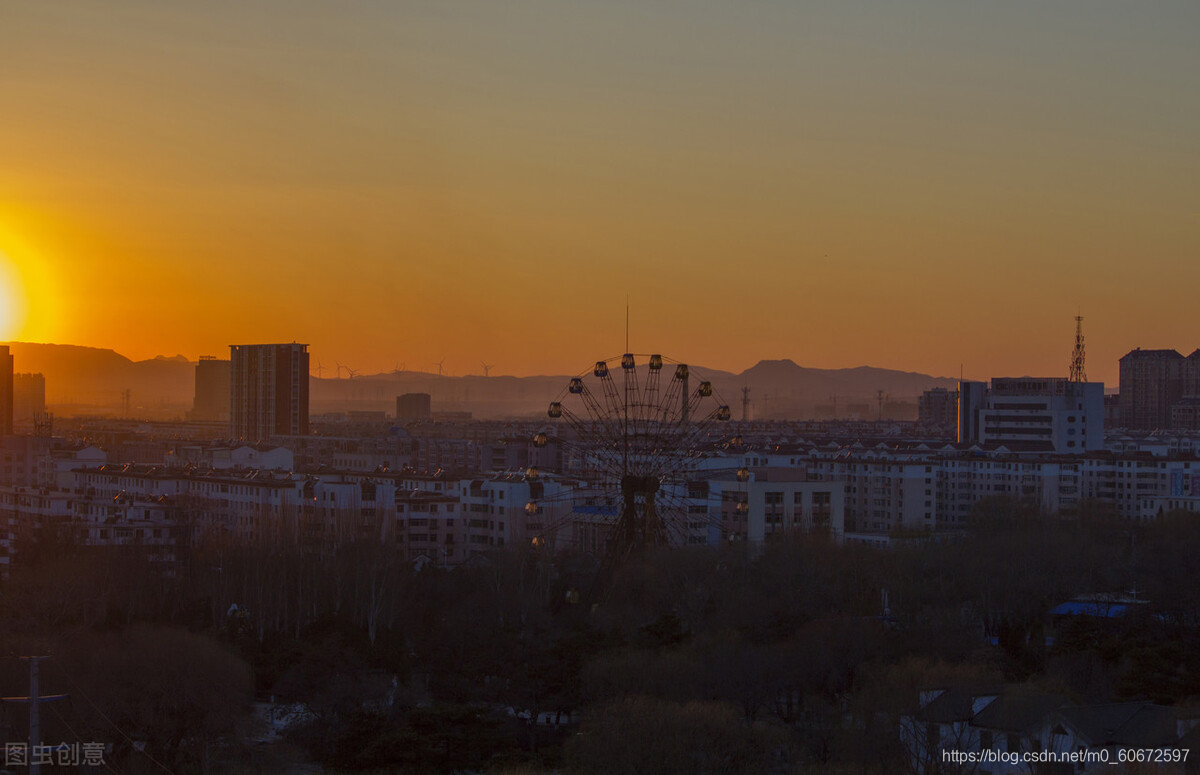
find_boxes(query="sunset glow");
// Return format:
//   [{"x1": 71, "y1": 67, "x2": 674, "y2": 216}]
[
  {"x1": 1, "y1": 2, "x2": 1198, "y2": 383},
  {"x1": 3, "y1": 5, "x2": 1200, "y2": 764}
]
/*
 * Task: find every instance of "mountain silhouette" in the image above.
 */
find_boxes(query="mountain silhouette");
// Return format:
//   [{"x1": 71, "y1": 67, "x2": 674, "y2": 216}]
[
  {"x1": 3, "y1": 343, "x2": 957, "y2": 421},
  {"x1": 2, "y1": 342, "x2": 194, "y2": 413}
]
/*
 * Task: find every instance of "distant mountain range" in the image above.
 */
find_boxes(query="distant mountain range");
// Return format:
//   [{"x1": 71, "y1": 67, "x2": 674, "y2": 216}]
[
  {"x1": 2, "y1": 342, "x2": 195, "y2": 415},
  {"x1": 3, "y1": 342, "x2": 958, "y2": 421}
]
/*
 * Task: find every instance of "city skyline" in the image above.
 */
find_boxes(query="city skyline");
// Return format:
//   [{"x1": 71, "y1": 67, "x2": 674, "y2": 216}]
[
  {"x1": 0, "y1": 333, "x2": 1185, "y2": 378},
  {"x1": 3, "y1": 1, "x2": 1198, "y2": 384}
]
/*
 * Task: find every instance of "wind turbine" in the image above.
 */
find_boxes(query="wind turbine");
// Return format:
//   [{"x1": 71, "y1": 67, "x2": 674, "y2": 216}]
[
  {"x1": 345, "y1": 366, "x2": 360, "y2": 380},
  {"x1": 435, "y1": 358, "x2": 445, "y2": 377},
  {"x1": 312, "y1": 361, "x2": 325, "y2": 379},
  {"x1": 481, "y1": 362, "x2": 494, "y2": 377}
]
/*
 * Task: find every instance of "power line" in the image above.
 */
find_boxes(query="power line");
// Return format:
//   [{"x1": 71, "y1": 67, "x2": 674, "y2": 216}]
[
  {"x1": 1, "y1": 656, "x2": 68, "y2": 775},
  {"x1": 48, "y1": 702, "x2": 123, "y2": 775},
  {"x1": 49, "y1": 658, "x2": 177, "y2": 775}
]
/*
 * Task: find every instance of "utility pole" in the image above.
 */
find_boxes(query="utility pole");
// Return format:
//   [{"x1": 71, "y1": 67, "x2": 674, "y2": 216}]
[{"x1": 2, "y1": 656, "x2": 68, "y2": 775}]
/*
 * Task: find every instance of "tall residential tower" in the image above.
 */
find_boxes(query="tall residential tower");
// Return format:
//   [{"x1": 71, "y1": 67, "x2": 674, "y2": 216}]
[
  {"x1": 190, "y1": 356, "x2": 231, "y2": 422},
  {"x1": 230, "y1": 343, "x2": 309, "y2": 440}
]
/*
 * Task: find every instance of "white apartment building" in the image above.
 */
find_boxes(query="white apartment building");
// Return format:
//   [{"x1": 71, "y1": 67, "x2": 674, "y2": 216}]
[
  {"x1": 1, "y1": 430, "x2": 1197, "y2": 574},
  {"x1": 959, "y1": 378, "x2": 1105, "y2": 453}
]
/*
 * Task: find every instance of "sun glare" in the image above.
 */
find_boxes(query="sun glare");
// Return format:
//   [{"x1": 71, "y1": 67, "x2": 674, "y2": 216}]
[
  {"x1": 0, "y1": 223, "x2": 64, "y2": 343},
  {"x1": 0, "y1": 252, "x2": 26, "y2": 341}
]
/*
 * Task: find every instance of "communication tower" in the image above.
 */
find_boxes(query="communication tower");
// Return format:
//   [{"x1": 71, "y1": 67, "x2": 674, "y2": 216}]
[{"x1": 1069, "y1": 315, "x2": 1087, "y2": 383}]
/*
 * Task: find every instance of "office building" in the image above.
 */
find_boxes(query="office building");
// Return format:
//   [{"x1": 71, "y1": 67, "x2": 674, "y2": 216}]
[{"x1": 230, "y1": 343, "x2": 309, "y2": 440}]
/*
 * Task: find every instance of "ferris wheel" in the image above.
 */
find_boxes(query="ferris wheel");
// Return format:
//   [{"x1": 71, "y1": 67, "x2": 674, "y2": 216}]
[{"x1": 528, "y1": 353, "x2": 735, "y2": 561}]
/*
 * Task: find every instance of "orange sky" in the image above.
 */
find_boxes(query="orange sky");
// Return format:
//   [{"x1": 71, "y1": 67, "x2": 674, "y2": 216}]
[{"x1": 2, "y1": 2, "x2": 1197, "y2": 384}]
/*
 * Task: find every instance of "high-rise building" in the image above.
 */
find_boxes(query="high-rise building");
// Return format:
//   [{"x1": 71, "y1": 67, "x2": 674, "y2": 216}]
[
  {"x1": 918, "y1": 388, "x2": 959, "y2": 431},
  {"x1": 0, "y1": 346, "x2": 12, "y2": 436},
  {"x1": 190, "y1": 356, "x2": 231, "y2": 422},
  {"x1": 958, "y1": 377, "x2": 1104, "y2": 453},
  {"x1": 12, "y1": 373, "x2": 45, "y2": 423},
  {"x1": 396, "y1": 392, "x2": 432, "y2": 422},
  {"x1": 1185, "y1": 349, "x2": 1200, "y2": 393},
  {"x1": 230, "y1": 343, "x2": 309, "y2": 440},
  {"x1": 1119, "y1": 349, "x2": 1187, "y2": 430}
]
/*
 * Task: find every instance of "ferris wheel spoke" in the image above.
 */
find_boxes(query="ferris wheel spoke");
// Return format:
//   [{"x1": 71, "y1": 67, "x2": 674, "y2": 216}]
[
  {"x1": 559, "y1": 406, "x2": 604, "y2": 448},
  {"x1": 684, "y1": 392, "x2": 708, "y2": 424},
  {"x1": 639, "y1": 367, "x2": 661, "y2": 430},
  {"x1": 576, "y1": 386, "x2": 625, "y2": 448},
  {"x1": 595, "y1": 366, "x2": 622, "y2": 414},
  {"x1": 575, "y1": 384, "x2": 613, "y2": 430},
  {"x1": 660, "y1": 375, "x2": 687, "y2": 425},
  {"x1": 639, "y1": 437, "x2": 683, "y2": 478},
  {"x1": 621, "y1": 356, "x2": 640, "y2": 420}
]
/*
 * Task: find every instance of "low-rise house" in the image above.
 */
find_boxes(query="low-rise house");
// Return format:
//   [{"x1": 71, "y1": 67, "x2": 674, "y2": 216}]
[{"x1": 903, "y1": 686, "x2": 1194, "y2": 774}]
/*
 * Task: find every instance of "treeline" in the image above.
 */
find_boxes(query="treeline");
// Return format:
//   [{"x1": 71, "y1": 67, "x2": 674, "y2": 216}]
[{"x1": 2, "y1": 498, "x2": 1200, "y2": 773}]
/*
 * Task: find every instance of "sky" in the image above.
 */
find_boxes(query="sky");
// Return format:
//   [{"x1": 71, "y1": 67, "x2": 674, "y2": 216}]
[{"x1": 1, "y1": 1, "x2": 1197, "y2": 383}]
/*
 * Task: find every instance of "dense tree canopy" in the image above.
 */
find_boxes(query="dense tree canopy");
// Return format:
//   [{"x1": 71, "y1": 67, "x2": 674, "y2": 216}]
[{"x1": 1, "y1": 500, "x2": 1198, "y2": 772}]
